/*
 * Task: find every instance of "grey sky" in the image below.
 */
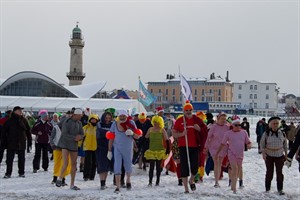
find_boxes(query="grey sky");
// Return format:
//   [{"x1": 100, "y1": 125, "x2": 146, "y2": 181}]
[{"x1": 1, "y1": 0, "x2": 299, "y2": 95}]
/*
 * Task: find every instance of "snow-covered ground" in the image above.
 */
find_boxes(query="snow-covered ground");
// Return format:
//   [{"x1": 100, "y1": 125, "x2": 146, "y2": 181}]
[{"x1": 0, "y1": 116, "x2": 299, "y2": 200}]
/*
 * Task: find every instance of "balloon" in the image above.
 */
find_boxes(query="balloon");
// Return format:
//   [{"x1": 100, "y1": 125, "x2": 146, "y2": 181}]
[
  {"x1": 134, "y1": 129, "x2": 143, "y2": 136},
  {"x1": 106, "y1": 131, "x2": 115, "y2": 140}
]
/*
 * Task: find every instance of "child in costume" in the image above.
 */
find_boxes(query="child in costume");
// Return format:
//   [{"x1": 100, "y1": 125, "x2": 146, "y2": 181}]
[{"x1": 144, "y1": 115, "x2": 170, "y2": 186}]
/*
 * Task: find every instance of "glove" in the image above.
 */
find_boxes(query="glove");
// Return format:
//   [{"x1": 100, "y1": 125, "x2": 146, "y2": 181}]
[
  {"x1": 284, "y1": 157, "x2": 292, "y2": 168},
  {"x1": 107, "y1": 151, "x2": 112, "y2": 160},
  {"x1": 125, "y1": 129, "x2": 134, "y2": 136}
]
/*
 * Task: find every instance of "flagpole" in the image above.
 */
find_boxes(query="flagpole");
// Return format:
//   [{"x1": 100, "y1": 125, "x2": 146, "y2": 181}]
[
  {"x1": 138, "y1": 76, "x2": 141, "y2": 113},
  {"x1": 179, "y1": 65, "x2": 192, "y2": 177}
]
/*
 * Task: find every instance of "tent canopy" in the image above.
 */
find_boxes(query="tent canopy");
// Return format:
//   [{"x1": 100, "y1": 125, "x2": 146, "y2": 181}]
[{"x1": 0, "y1": 96, "x2": 146, "y2": 115}]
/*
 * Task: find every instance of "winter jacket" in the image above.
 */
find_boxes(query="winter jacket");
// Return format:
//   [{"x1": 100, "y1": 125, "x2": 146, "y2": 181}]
[
  {"x1": 96, "y1": 113, "x2": 113, "y2": 150},
  {"x1": 82, "y1": 114, "x2": 99, "y2": 151},
  {"x1": 31, "y1": 119, "x2": 53, "y2": 144},
  {"x1": 1, "y1": 113, "x2": 32, "y2": 150},
  {"x1": 288, "y1": 129, "x2": 300, "y2": 159}
]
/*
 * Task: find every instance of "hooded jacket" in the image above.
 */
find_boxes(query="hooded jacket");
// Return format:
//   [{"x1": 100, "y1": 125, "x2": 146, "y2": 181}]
[{"x1": 82, "y1": 114, "x2": 99, "y2": 151}]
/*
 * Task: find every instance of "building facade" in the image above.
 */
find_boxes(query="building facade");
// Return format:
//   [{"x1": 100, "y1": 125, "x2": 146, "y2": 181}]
[
  {"x1": 147, "y1": 73, "x2": 233, "y2": 109},
  {"x1": 233, "y1": 80, "x2": 278, "y2": 116}
]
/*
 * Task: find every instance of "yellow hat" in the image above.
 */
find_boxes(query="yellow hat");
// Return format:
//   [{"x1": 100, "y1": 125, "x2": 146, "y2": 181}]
[{"x1": 138, "y1": 112, "x2": 147, "y2": 120}]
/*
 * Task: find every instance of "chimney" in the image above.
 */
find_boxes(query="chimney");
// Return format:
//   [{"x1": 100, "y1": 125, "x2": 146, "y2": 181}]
[
  {"x1": 226, "y1": 71, "x2": 230, "y2": 82},
  {"x1": 166, "y1": 74, "x2": 169, "y2": 79}
]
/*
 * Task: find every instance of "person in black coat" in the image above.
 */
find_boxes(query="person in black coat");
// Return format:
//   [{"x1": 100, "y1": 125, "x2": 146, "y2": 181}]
[
  {"x1": 285, "y1": 128, "x2": 300, "y2": 172},
  {"x1": 241, "y1": 117, "x2": 250, "y2": 151},
  {"x1": 1, "y1": 106, "x2": 32, "y2": 178}
]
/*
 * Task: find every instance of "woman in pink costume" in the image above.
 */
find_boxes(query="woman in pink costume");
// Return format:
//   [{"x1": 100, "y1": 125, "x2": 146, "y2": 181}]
[{"x1": 205, "y1": 112, "x2": 230, "y2": 187}]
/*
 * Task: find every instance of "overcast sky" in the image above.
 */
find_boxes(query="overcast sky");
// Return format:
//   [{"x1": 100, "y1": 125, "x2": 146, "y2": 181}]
[{"x1": 0, "y1": 0, "x2": 299, "y2": 95}]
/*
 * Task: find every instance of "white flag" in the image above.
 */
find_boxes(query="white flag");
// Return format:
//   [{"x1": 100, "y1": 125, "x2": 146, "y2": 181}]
[{"x1": 180, "y1": 74, "x2": 193, "y2": 102}]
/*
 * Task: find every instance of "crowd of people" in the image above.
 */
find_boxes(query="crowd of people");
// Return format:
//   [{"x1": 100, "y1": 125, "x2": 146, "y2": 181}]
[{"x1": 0, "y1": 103, "x2": 299, "y2": 195}]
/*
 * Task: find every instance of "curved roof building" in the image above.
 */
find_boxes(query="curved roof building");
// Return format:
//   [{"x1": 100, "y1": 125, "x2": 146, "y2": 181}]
[{"x1": 0, "y1": 71, "x2": 106, "y2": 98}]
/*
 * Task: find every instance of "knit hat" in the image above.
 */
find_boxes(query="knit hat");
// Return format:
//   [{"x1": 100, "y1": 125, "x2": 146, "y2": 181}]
[
  {"x1": 183, "y1": 100, "x2": 193, "y2": 111},
  {"x1": 138, "y1": 112, "x2": 147, "y2": 120},
  {"x1": 39, "y1": 110, "x2": 48, "y2": 119},
  {"x1": 268, "y1": 116, "x2": 281, "y2": 124},
  {"x1": 117, "y1": 109, "x2": 128, "y2": 117},
  {"x1": 232, "y1": 119, "x2": 241, "y2": 125},
  {"x1": 73, "y1": 108, "x2": 83, "y2": 115}
]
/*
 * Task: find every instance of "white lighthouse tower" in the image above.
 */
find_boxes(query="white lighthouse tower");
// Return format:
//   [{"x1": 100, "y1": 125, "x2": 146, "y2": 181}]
[{"x1": 67, "y1": 22, "x2": 85, "y2": 86}]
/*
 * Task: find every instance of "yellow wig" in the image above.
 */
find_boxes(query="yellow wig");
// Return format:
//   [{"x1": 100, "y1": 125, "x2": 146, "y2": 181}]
[{"x1": 151, "y1": 115, "x2": 164, "y2": 128}]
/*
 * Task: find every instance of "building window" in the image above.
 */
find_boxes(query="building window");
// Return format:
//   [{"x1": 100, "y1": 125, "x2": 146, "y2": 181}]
[
  {"x1": 194, "y1": 97, "x2": 197, "y2": 101},
  {"x1": 172, "y1": 89, "x2": 175, "y2": 95},
  {"x1": 159, "y1": 89, "x2": 161, "y2": 93},
  {"x1": 195, "y1": 89, "x2": 197, "y2": 95},
  {"x1": 202, "y1": 89, "x2": 205, "y2": 95},
  {"x1": 250, "y1": 103, "x2": 253, "y2": 108},
  {"x1": 238, "y1": 85, "x2": 242, "y2": 90},
  {"x1": 218, "y1": 89, "x2": 221, "y2": 96},
  {"x1": 266, "y1": 85, "x2": 269, "y2": 90},
  {"x1": 254, "y1": 94, "x2": 257, "y2": 99},
  {"x1": 265, "y1": 103, "x2": 269, "y2": 109},
  {"x1": 165, "y1": 96, "x2": 168, "y2": 101},
  {"x1": 250, "y1": 94, "x2": 253, "y2": 99},
  {"x1": 254, "y1": 85, "x2": 257, "y2": 90},
  {"x1": 266, "y1": 94, "x2": 269, "y2": 99},
  {"x1": 165, "y1": 89, "x2": 168, "y2": 95},
  {"x1": 250, "y1": 85, "x2": 253, "y2": 90},
  {"x1": 254, "y1": 103, "x2": 257, "y2": 108},
  {"x1": 157, "y1": 96, "x2": 161, "y2": 102},
  {"x1": 209, "y1": 89, "x2": 212, "y2": 94},
  {"x1": 238, "y1": 94, "x2": 242, "y2": 99},
  {"x1": 173, "y1": 96, "x2": 176, "y2": 102},
  {"x1": 202, "y1": 97, "x2": 205, "y2": 101},
  {"x1": 218, "y1": 97, "x2": 221, "y2": 101}
]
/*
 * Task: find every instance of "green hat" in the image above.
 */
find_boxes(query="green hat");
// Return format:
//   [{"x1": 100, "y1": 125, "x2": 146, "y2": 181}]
[{"x1": 105, "y1": 108, "x2": 116, "y2": 116}]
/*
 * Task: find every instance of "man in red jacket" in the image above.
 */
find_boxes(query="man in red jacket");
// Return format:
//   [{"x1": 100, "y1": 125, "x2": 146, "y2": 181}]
[
  {"x1": 172, "y1": 101, "x2": 208, "y2": 193},
  {"x1": 31, "y1": 110, "x2": 53, "y2": 173}
]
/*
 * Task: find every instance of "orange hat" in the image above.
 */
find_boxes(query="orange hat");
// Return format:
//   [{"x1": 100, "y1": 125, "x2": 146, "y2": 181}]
[
  {"x1": 183, "y1": 100, "x2": 193, "y2": 111},
  {"x1": 138, "y1": 112, "x2": 147, "y2": 120},
  {"x1": 196, "y1": 111, "x2": 206, "y2": 121}
]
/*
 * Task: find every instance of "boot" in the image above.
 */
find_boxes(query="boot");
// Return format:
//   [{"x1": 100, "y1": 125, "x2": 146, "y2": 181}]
[
  {"x1": 277, "y1": 181, "x2": 283, "y2": 193},
  {"x1": 62, "y1": 177, "x2": 68, "y2": 186},
  {"x1": 178, "y1": 178, "x2": 183, "y2": 186},
  {"x1": 265, "y1": 181, "x2": 271, "y2": 192},
  {"x1": 51, "y1": 176, "x2": 57, "y2": 184},
  {"x1": 239, "y1": 180, "x2": 244, "y2": 188},
  {"x1": 80, "y1": 163, "x2": 84, "y2": 172}
]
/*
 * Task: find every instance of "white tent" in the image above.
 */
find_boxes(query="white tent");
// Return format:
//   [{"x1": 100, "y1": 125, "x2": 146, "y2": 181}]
[{"x1": 0, "y1": 96, "x2": 146, "y2": 115}]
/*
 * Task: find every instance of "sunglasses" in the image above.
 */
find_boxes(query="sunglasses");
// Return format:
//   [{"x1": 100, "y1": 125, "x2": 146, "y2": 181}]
[
  {"x1": 185, "y1": 110, "x2": 192, "y2": 112},
  {"x1": 234, "y1": 124, "x2": 241, "y2": 127}
]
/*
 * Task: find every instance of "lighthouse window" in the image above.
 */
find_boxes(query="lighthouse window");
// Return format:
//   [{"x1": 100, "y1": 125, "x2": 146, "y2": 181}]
[
  {"x1": 74, "y1": 68, "x2": 77, "y2": 73},
  {"x1": 74, "y1": 49, "x2": 77, "y2": 54}
]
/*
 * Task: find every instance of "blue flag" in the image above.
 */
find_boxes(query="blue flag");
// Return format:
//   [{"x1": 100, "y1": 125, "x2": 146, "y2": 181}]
[{"x1": 138, "y1": 80, "x2": 156, "y2": 106}]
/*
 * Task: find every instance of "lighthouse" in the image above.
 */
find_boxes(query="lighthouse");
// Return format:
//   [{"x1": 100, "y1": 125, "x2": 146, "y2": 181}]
[{"x1": 66, "y1": 22, "x2": 85, "y2": 86}]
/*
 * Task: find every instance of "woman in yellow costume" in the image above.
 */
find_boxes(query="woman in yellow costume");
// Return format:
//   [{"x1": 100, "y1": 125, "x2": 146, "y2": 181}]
[{"x1": 144, "y1": 115, "x2": 170, "y2": 186}]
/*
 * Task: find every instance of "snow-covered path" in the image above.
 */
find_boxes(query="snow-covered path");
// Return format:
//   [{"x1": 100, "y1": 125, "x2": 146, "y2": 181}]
[{"x1": 0, "y1": 118, "x2": 299, "y2": 200}]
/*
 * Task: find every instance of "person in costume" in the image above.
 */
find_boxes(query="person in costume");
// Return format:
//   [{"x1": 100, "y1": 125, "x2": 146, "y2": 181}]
[
  {"x1": 173, "y1": 101, "x2": 208, "y2": 193},
  {"x1": 216, "y1": 119, "x2": 251, "y2": 194},
  {"x1": 134, "y1": 112, "x2": 152, "y2": 170},
  {"x1": 260, "y1": 116, "x2": 287, "y2": 195},
  {"x1": 50, "y1": 115, "x2": 70, "y2": 186},
  {"x1": 82, "y1": 114, "x2": 99, "y2": 181},
  {"x1": 172, "y1": 114, "x2": 183, "y2": 185},
  {"x1": 56, "y1": 108, "x2": 84, "y2": 191},
  {"x1": 193, "y1": 112, "x2": 208, "y2": 183},
  {"x1": 204, "y1": 112, "x2": 230, "y2": 188},
  {"x1": 107, "y1": 110, "x2": 141, "y2": 193},
  {"x1": 96, "y1": 112, "x2": 113, "y2": 190},
  {"x1": 144, "y1": 115, "x2": 170, "y2": 186}
]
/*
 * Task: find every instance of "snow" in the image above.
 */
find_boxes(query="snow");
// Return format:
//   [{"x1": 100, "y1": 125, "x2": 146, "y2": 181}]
[{"x1": 0, "y1": 116, "x2": 299, "y2": 200}]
